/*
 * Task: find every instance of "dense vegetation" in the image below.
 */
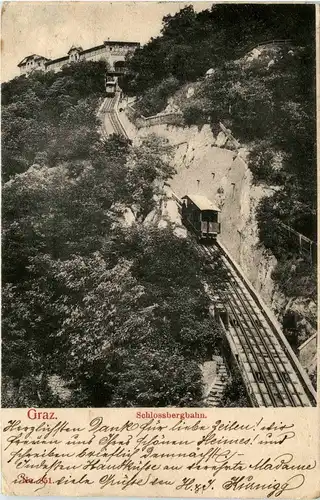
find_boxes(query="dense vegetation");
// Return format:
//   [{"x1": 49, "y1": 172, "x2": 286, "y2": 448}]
[
  {"x1": 126, "y1": 4, "x2": 314, "y2": 95},
  {"x1": 2, "y1": 61, "x2": 223, "y2": 407},
  {"x1": 2, "y1": 60, "x2": 108, "y2": 181},
  {"x1": 126, "y1": 4, "x2": 316, "y2": 306},
  {"x1": 221, "y1": 368, "x2": 250, "y2": 408}
]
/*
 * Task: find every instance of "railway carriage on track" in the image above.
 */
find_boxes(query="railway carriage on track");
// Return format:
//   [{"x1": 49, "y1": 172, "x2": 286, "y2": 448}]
[
  {"x1": 181, "y1": 194, "x2": 221, "y2": 241},
  {"x1": 105, "y1": 78, "x2": 117, "y2": 97}
]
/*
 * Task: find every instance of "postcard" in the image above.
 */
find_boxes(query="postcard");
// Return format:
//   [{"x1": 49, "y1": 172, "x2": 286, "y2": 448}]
[{"x1": 1, "y1": 1, "x2": 319, "y2": 497}]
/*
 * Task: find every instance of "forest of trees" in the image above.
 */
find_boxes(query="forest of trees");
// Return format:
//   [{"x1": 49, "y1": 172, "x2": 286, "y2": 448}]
[
  {"x1": 125, "y1": 4, "x2": 314, "y2": 94},
  {"x1": 2, "y1": 60, "x2": 224, "y2": 407},
  {"x1": 2, "y1": 60, "x2": 108, "y2": 181}
]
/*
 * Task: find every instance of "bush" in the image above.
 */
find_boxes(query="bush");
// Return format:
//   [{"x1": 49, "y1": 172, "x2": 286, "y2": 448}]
[
  {"x1": 256, "y1": 195, "x2": 296, "y2": 258},
  {"x1": 135, "y1": 76, "x2": 180, "y2": 117},
  {"x1": 220, "y1": 367, "x2": 250, "y2": 407},
  {"x1": 248, "y1": 141, "x2": 286, "y2": 185},
  {"x1": 272, "y1": 257, "x2": 316, "y2": 300},
  {"x1": 183, "y1": 103, "x2": 204, "y2": 126}
]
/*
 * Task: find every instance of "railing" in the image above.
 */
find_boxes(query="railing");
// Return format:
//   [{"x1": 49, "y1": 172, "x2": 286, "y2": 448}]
[
  {"x1": 236, "y1": 39, "x2": 293, "y2": 57},
  {"x1": 298, "y1": 332, "x2": 317, "y2": 352},
  {"x1": 275, "y1": 220, "x2": 317, "y2": 263},
  {"x1": 126, "y1": 105, "x2": 243, "y2": 154}
]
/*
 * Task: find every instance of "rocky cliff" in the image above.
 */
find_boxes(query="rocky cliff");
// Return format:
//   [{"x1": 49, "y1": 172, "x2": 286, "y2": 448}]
[{"x1": 135, "y1": 123, "x2": 276, "y2": 302}]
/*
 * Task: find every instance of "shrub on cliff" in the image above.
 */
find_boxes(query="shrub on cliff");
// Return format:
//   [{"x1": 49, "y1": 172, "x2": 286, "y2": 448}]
[
  {"x1": 183, "y1": 103, "x2": 204, "y2": 126},
  {"x1": 271, "y1": 258, "x2": 316, "y2": 300},
  {"x1": 127, "y1": 4, "x2": 314, "y2": 94},
  {"x1": 134, "y1": 76, "x2": 180, "y2": 117},
  {"x1": 248, "y1": 141, "x2": 286, "y2": 185}
]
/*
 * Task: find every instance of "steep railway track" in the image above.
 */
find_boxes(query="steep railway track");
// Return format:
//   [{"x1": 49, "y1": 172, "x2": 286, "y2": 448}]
[
  {"x1": 100, "y1": 95, "x2": 129, "y2": 138},
  {"x1": 196, "y1": 242, "x2": 316, "y2": 407}
]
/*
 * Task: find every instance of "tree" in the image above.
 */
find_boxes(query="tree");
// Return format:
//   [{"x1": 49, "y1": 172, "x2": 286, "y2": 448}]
[
  {"x1": 135, "y1": 76, "x2": 180, "y2": 117},
  {"x1": 126, "y1": 4, "x2": 315, "y2": 93},
  {"x1": 125, "y1": 135, "x2": 175, "y2": 220},
  {"x1": 1, "y1": 60, "x2": 110, "y2": 179}
]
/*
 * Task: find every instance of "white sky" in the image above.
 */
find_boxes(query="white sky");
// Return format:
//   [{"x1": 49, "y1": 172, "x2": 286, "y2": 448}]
[{"x1": 1, "y1": 1, "x2": 215, "y2": 82}]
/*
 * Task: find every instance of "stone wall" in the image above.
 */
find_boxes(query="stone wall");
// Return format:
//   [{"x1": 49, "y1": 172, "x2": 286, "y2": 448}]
[{"x1": 126, "y1": 104, "x2": 184, "y2": 128}]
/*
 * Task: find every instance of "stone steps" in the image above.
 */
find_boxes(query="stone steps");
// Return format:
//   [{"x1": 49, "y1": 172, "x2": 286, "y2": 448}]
[{"x1": 204, "y1": 361, "x2": 229, "y2": 407}]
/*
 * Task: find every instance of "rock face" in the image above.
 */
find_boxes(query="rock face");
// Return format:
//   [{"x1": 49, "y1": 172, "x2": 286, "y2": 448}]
[
  {"x1": 135, "y1": 123, "x2": 276, "y2": 304},
  {"x1": 124, "y1": 40, "x2": 316, "y2": 380},
  {"x1": 142, "y1": 188, "x2": 187, "y2": 238},
  {"x1": 298, "y1": 334, "x2": 317, "y2": 383}
]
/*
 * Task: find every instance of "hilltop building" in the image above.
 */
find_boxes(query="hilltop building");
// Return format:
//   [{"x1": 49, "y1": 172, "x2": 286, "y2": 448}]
[{"x1": 18, "y1": 40, "x2": 140, "y2": 76}]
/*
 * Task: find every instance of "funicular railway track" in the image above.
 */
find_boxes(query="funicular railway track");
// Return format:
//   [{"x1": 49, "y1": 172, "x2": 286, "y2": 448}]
[
  {"x1": 196, "y1": 242, "x2": 316, "y2": 407},
  {"x1": 173, "y1": 191, "x2": 315, "y2": 407},
  {"x1": 100, "y1": 95, "x2": 129, "y2": 138}
]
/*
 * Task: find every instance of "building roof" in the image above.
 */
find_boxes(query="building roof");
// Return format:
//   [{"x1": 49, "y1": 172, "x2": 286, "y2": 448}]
[
  {"x1": 103, "y1": 40, "x2": 140, "y2": 46},
  {"x1": 18, "y1": 39, "x2": 140, "y2": 70},
  {"x1": 67, "y1": 45, "x2": 83, "y2": 54},
  {"x1": 46, "y1": 55, "x2": 69, "y2": 66},
  {"x1": 182, "y1": 194, "x2": 221, "y2": 212},
  {"x1": 18, "y1": 54, "x2": 49, "y2": 66},
  {"x1": 81, "y1": 44, "x2": 106, "y2": 55}
]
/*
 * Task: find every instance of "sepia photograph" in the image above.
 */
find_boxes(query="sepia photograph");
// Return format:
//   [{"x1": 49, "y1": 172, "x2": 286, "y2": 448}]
[{"x1": 1, "y1": 1, "x2": 317, "y2": 410}]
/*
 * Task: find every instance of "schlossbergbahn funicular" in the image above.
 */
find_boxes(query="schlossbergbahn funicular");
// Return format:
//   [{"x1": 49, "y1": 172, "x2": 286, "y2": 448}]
[{"x1": 181, "y1": 194, "x2": 221, "y2": 242}]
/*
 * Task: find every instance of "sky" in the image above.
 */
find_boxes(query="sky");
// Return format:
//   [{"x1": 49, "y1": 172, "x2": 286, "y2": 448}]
[{"x1": 1, "y1": 1, "x2": 215, "y2": 82}]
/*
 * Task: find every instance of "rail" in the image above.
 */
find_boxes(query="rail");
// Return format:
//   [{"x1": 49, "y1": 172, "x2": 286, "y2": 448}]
[
  {"x1": 200, "y1": 244, "x2": 307, "y2": 406},
  {"x1": 299, "y1": 332, "x2": 317, "y2": 352},
  {"x1": 275, "y1": 219, "x2": 317, "y2": 262},
  {"x1": 99, "y1": 93, "x2": 129, "y2": 139},
  {"x1": 236, "y1": 39, "x2": 293, "y2": 56},
  {"x1": 215, "y1": 239, "x2": 317, "y2": 406}
]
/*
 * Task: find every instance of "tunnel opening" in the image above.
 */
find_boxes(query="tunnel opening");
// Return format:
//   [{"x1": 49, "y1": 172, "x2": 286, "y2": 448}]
[{"x1": 114, "y1": 60, "x2": 126, "y2": 73}]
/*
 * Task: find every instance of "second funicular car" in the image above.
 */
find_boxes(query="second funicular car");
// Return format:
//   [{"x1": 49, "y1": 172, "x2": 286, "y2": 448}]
[{"x1": 105, "y1": 78, "x2": 117, "y2": 97}]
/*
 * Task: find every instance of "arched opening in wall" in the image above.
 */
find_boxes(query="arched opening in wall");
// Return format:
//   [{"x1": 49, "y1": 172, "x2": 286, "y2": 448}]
[{"x1": 114, "y1": 60, "x2": 126, "y2": 73}]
